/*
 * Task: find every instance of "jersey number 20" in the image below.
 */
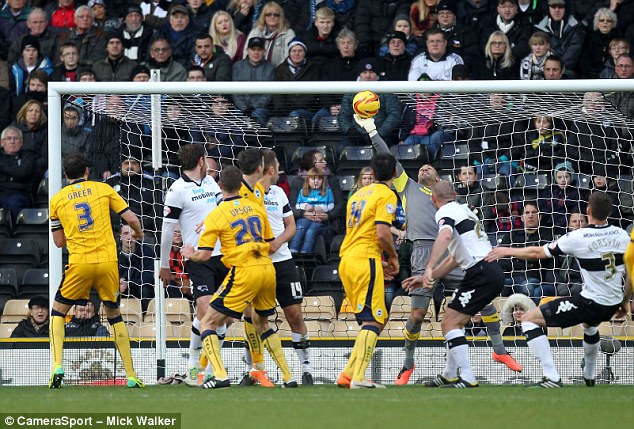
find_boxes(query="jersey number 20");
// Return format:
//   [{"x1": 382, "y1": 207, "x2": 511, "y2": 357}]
[{"x1": 231, "y1": 216, "x2": 263, "y2": 245}]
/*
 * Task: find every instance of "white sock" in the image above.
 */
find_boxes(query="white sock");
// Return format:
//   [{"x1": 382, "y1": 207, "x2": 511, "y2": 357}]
[
  {"x1": 445, "y1": 329, "x2": 475, "y2": 384},
  {"x1": 522, "y1": 321, "x2": 560, "y2": 382},
  {"x1": 189, "y1": 318, "x2": 202, "y2": 368},
  {"x1": 243, "y1": 343, "x2": 253, "y2": 371},
  {"x1": 291, "y1": 332, "x2": 312, "y2": 373},
  {"x1": 442, "y1": 342, "x2": 458, "y2": 379},
  {"x1": 216, "y1": 323, "x2": 227, "y2": 349},
  {"x1": 583, "y1": 326, "x2": 599, "y2": 380}
]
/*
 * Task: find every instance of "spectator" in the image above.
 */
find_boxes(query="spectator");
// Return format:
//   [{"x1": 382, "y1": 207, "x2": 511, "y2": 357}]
[
  {"x1": 159, "y1": 4, "x2": 197, "y2": 68},
  {"x1": 210, "y1": 10, "x2": 246, "y2": 63},
  {"x1": 227, "y1": 0, "x2": 255, "y2": 35},
  {"x1": 10, "y1": 35, "x2": 53, "y2": 96},
  {"x1": 0, "y1": 125, "x2": 36, "y2": 222},
  {"x1": 50, "y1": 42, "x2": 79, "y2": 82},
  {"x1": 8, "y1": 8, "x2": 58, "y2": 66},
  {"x1": 515, "y1": 0, "x2": 544, "y2": 25},
  {"x1": 89, "y1": 0, "x2": 121, "y2": 33},
  {"x1": 406, "y1": 0, "x2": 437, "y2": 37},
  {"x1": 474, "y1": 30, "x2": 518, "y2": 79},
  {"x1": 106, "y1": 153, "x2": 162, "y2": 233},
  {"x1": 232, "y1": 36, "x2": 275, "y2": 127},
  {"x1": 605, "y1": 54, "x2": 634, "y2": 121},
  {"x1": 130, "y1": 64, "x2": 151, "y2": 82},
  {"x1": 379, "y1": 31, "x2": 412, "y2": 81},
  {"x1": 339, "y1": 58, "x2": 402, "y2": 148},
  {"x1": 553, "y1": 210, "x2": 586, "y2": 297},
  {"x1": 272, "y1": 37, "x2": 320, "y2": 122},
  {"x1": 378, "y1": 13, "x2": 420, "y2": 58},
  {"x1": 244, "y1": 1, "x2": 296, "y2": 67},
  {"x1": 13, "y1": 99, "x2": 47, "y2": 176},
  {"x1": 484, "y1": 190, "x2": 523, "y2": 233},
  {"x1": 58, "y1": 6, "x2": 108, "y2": 68},
  {"x1": 186, "y1": 65, "x2": 205, "y2": 81},
  {"x1": 142, "y1": 37, "x2": 187, "y2": 82},
  {"x1": 579, "y1": 7, "x2": 619, "y2": 79},
  {"x1": 498, "y1": 200, "x2": 556, "y2": 301},
  {"x1": 93, "y1": 32, "x2": 138, "y2": 81},
  {"x1": 12, "y1": 69, "x2": 48, "y2": 117},
  {"x1": 119, "y1": 224, "x2": 156, "y2": 313},
  {"x1": 65, "y1": 301, "x2": 109, "y2": 337},
  {"x1": 600, "y1": 37, "x2": 629, "y2": 79},
  {"x1": 432, "y1": 0, "x2": 479, "y2": 72},
  {"x1": 191, "y1": 33, "x2": 232, "y2": 81},
  {"x1": 46, "y1": 0, "x2": 76, "y2": 33},
  {"x1": 455, "y1": 165, "x2": 485, "y2": 215},
  {"x1": 321, "y1": 0, "x2": 356, "y2": 31},
  {"x1": 480, "y1": 0, "x2": 532, "y2": 61},
  {"x1": 501, "y1": 296, "x2": 535, "y2": 336},
  {"x1": 289, "y1": 167, "x2": 335, "y2": 254},
  {"x1": 301, "y1": 6, "x2": 339, "y2": 69},
  {"x1": 86, "y1": 95, "x2": 124, "y2": 179},
  {"x1": 408, "y1": 28, "x2": 463, "y2": 81},
  {"x1": 519, "y1": 30, "x2": 552, "y2": 80},
  {"x1": 187, "y1": 0, "x2": 214, "y2": 34},
  {"x1": 322, "y1": 27, "x2": 360, "y2": 81},
  {"x1": 456, "y1": 0, "x2": 496, "y2": 34},
  {"x1": 537, "y1": 161, "x2": 586, "y2": 233},
  {"x1": 139, "y1": 0, "x2": 169, "y2": 30},
  {"x1": 269, "y1": 0, "x2": 315, "y2": 35},
  {"x1": 353, "y1": 0, "x2": 409, "y2": 57},
  {"x1": 289, "y1": 149, "x2": 345, "y2": 246},
  {"x1": 10, "y1": 296, "x2": 49, "y2": 338},
  {"x1": 349, "y1": 165, "x2": 374, "y2": 199},
  {"x1": 543, "y1": 54, "x2": 564, "y2": 80},
  {"x1": 0, "y1": 0, "x2": 32, "y2": 60},
  {"x1": 120, "y1": 3, "x2": 152, "y2": 63},
  {"x1": 165, "y1": 225, "x2": 192, "y2": 299},
  {"x1": 534, "y1": 0, "x2": 585, "y2": 78},
  {"x1": 590, "y1": 166, "x2": 633, "y2": 229},
  {"x1": 61, "y1": 104, "x2": 88, "y2": 157}
]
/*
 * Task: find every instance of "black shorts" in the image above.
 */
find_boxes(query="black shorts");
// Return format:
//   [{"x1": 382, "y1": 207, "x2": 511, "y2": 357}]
[
  {"x1": 186, "y1": 256, "x2": 229, "y2": 300},
  {"x1": 447, "y1": 261, "x2": 504, "y2": 316},
  {"x1": 540, "y1": 295, "x2": 620, "y2": 328},
  {"x1": 274, "y1": 258, "x2": 303, "y2": 308}
]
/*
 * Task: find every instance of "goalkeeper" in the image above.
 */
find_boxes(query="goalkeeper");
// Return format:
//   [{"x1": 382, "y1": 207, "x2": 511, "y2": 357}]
[{"x1": 353, "y1": 113, "x2": 522, "y2": 385}]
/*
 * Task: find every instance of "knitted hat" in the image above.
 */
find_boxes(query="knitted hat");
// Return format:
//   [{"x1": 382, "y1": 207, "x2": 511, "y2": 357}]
[
  {"x1": 88, "y1": 0, "x2": 106, "y2": 7},
  {"x1": 392, "y1": 13, "x2": 410, "y2": 26},
  {"x1": 553, "y1": 161, "x2": 575, "y2": 178},
  {"x1": 386, "y1": 31, "x2": 407, "y2": 44},
  {"x1": 105, "y1": 32, "x2": 123, "y2": 44},
  {"x1": 288, "y1": 36, "x2": 307, "y2": 52},
  {"x1": 357, "y1": 57, "x2": 380, "y2": 75},
  {"x1": 125, "y1": 3, "x2": 142, "y2": 16},
  {"x1": 452, "y1": 64, "x2": 471, "y2": 79},
  {"x1": 21, "y1": 35, "x2": 40, "y2": 52},
  {"x1": 129, "y1": 64, "x2": 151, "y2": 80},
  {"x1": 436, "y1": 0, "x2": 457, "y2": 15}
]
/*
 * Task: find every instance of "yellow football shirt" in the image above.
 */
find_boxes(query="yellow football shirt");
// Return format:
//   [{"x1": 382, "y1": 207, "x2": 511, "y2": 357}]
[
  {"x1": 339, "y1": 182, "x2": 397, "y2": 259},
  {"x1": 198, "y1": 196, "x2": 274, "y2": 268},
  {"x1": 50, "y1": 179, "x2": 129, "y2": 264},
  {"x1": 240, "y1": 179, "x2": 265, "y2": 207}
]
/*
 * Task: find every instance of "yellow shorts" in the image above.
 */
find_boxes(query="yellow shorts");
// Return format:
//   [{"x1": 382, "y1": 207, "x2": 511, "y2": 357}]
[
  {"x1": 211, "y1": 263, "x2": 276, "y2": 318},
  {"x1": 57, "y1": 261, "x2": 120, "y2": 306},
  {"x1": 339, "y1": 256, "x2": 387, "y2": 324}
]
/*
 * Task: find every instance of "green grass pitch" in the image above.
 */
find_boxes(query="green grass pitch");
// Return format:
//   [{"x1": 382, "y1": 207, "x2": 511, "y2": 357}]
[{"x1": 1, "y1": 385, "x2": 633, "y2": 429}]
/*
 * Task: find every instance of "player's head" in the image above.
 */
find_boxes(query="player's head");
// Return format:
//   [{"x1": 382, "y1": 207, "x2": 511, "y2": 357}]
[
  {"x1": 431, "y1": 180, "x2": 456, "y2": 208},
  {"x1": 262, "y1": 149, "x2": 280, "y2": 183},
  {"x1": 418, "y1": 164, "x2": 439, "y2": 186},
  {"x1": 238, "y1": 148, "x2": 264, "y2": 176},
  {"x1": 63, "y1": 152, "x2": 90, "y2": 180},
  {"x1": 587, "y1": 192, "x2": 612, "y2": 222},
  {"x1": 178, "y1": 144, "x2": 206, "y2": 171},
  {"x1": 371, "y1": 153, "x2": 396, "y2": 182},
  {"x1": 219, "y1": 165, "x2": 243, "y2": 193}
]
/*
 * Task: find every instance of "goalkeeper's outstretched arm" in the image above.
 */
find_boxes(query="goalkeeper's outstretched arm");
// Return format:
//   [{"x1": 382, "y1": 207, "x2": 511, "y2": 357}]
[{"x1": 354, "y1": 113, "x2": 405, "y2": 178}]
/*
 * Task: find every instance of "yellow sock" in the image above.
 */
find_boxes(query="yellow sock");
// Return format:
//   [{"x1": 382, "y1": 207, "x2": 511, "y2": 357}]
[
  {"x1": 263, "y1": 331, "x2": 293, "y2": 383},
  {"x1": 50, "y1": 315, "x2": 66, "y2": 369},
  {"x1": 111, "y1": 321, "x2": 136, "y2": 378},
  {"x1": 202, "y1": 333, "x2": 227, "y2": 379},
  {"x1": 352, "y1": 327, "x2": 379, "y2": 382},
  {"x1": 244, "y1": 320, "x2": 264, "y2": 369}
]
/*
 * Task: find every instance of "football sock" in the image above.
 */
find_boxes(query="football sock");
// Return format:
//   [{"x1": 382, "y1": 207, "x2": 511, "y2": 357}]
[
  {"x1": 523, "y1": 321, "x2": 560, "y2": 381},
  {"x1": 189, "y1": 318, "x2": 202, "y2": 368},
  {"x1": 583, "y1": 326, "x2": 600, "y2": 380},
  {"x1": 342, "y1": 347, "x2": 357, "y2": 377},
  {"x1": 201, "y1": 330, "x2": 227, "y2": 380},
  {"x1": 443, "y1": 341, "x2": 458, "y2": 379},
  {"x1": 262, "y1": 329, "x2": 293, "y2": 382},
  {"x1": 110, "y1": 316, "x2": 136, "y2": 378},
  {"x1": 446, "y1": 329, "x2": 475, "y2": 383},
  {"x1": 291, "y1": 332, "x2": 312, "y2": 373},
  {"x1": 403, "y1": 319, "x2": 422, "y2": 370},
  {"x1": 244, "y1": 317, "x2": 264, "y2": 370},
  {"x1": 481, "y1": 305, "x2": 506, "y2": 355},
  {"x1": 216, "y1": 323, "x2": 227, "y2": 349},
  {"x1": 243, "y1": 342, "x2": 253, "y2": 371},
  {"x1": 50, "y1": 313, "x2": 66, "y2": 369},
  {"x1": 352, "y1": 325, "x2": 380, "y2": 382}
]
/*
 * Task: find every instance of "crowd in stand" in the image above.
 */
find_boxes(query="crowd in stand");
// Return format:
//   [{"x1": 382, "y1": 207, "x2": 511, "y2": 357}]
[{"x1": 1, "y1": 0, "x2": 634, "y2": 322}]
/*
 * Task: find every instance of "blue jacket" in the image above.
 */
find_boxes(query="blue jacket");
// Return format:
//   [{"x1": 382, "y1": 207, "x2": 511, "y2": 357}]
[{"x1": 10, "y1": 56, "x2": 53, "y2": 96}]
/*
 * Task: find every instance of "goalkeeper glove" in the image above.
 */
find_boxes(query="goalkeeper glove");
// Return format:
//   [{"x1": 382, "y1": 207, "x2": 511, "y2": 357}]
[{"x1": 353, "y1": 113, "x2": 377, "y2": 136}]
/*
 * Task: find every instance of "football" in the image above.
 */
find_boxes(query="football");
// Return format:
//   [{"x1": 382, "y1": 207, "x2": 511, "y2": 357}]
[{"x1": 352, "y1": 90, "x2": 380, "y2": 119}]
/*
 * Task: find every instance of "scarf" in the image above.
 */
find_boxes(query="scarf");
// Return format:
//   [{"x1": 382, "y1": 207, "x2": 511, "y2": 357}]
[
  {"x1": 496, "y1": 15, "x2": 515, "y2": 33},
  {"x1": 287, "y1": 56, "x2": 306, "y2": 76}
]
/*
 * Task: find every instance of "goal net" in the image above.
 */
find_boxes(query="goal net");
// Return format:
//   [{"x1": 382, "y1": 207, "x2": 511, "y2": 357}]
[{"x1": 41, "y1": 79, "x2": 634, "y2": 386}]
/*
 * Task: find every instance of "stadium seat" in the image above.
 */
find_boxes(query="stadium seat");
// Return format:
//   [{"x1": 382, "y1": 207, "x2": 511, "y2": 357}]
[
  {"x1": 268, "y1": 116, "x2": 308, "y2": 135},
  {"x1": 331, "y1": 320, "x2": 358, "y2": 337},
  {"x1": 513, "y1": 173, "x2": 548, "y2": 190},
  {"x1": 304, "y1": 320, "x2": 334, "y2": 338},
  {"x1": 295, "y1": 265, "x2": 307, "y2": 294},
  {"x1": 34, "y1": 179, "x2": 49, "y2": 208},
  {"x1": 292, "y1": 234, "x2": 327, "y2": 270},
  {"x1": 327, "y1": 234, "x2": 345, "y2": 263},
  {"x1": 490, "y1": 296, "x2": 508, "y2": 314},
  {"x1": 0, "y1": 239, "x2": 40, "y2": 279},
  {"x1": 302, "y1": 296, "x2": 337, "y2": 321},
  {"x1": 14, "y1": 208, "x2": 49, "y2": 235},
  {"x1": 308, "y1": 264, "x2": 343, "y2": 295},
  {"x1": 440, "y1": 142, "x2": 469, "y2": 160},
  {"x1": 18, "y1": 269, "x2": 49, "y2": 299},
  {"x1": 389, "y1": 296, "x2": 412, "y2": 320},
  {"x1": 337, "y1": 145, "x2": 375, "y2": 176},
  {"x1": 576, "y1": 173, "x2": 592, "y2": 189},
  {"x1": 481, "y1": 175, "x2": 509, "y2": 191},
  {"x1": 0, "y1": 299, "x2": 30, "y2": 323},
  {"x1": 336, "y1": 175, "x2": 355, "y2": 192},
  {"x1": 145, "y1": 298, "x2": 191, "y2": 325},
  {"x1": 0, "y1": 208, "x2": 12, "y2": 237},
  {"x1": 390, "y1": 144, "x2": 430, "y2": 171},
  {"x1": 109, "y1": 298, "x2": 143, "y2": 325},
  {"x1": 0, "y1": 268, "x2": 19, "y2": 298},
  {"x1": 225, "y1": 320, "x2": 245, "y2": 339},
  {"x1": 0, "y1": 323, "x2": 17, "y2": 338},
  {"x1": 487, "y1": 231, "x2": 510, "y2": 247},
  {"x1": 314, "y1": 115, "x2": 340, "y2": 133},
  {"x1": 138, "y1": 323, "x2": 175, "y2": 338},
  {"x1": 380, "y1": 321, "x2": 406, "y2": 338}
]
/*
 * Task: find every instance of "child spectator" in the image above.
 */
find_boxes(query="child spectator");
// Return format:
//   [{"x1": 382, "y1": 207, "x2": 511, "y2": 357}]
[
  {"x1": 519, "y1": 31, "x2": 552, "y2": 80},
  {"x1": 399, "y1": 85, "x2": 447, "y2": 160},
  {"x1": 378, "y1": 14, "x2": 419, "y2": 58},
  {"x1": 50, "y1": 42, "x2": 79, "y2": 82},
  {"x1": 349, "y1": 165, "x2": 374, "y2": 199},
  {"x1": 10, "y1": 35, "x2": 53, "y2": 96},
  {"x1": 290, "y1": 167, "x2": 335, "y2": 254},
  {"x1": 538, "y1": 161, "x2": 586, "y2": 233},
  {"x1": 599, "y1": 37, "x2": 629, "y2": 79}
]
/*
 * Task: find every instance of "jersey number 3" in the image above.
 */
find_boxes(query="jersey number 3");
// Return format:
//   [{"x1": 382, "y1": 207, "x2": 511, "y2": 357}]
[
  {"x1": 231, "y1": 216, "x2": 263, "y2": 245},
  {"x1": 74, "y1": 202, "x2": 94, "y2": 232}
]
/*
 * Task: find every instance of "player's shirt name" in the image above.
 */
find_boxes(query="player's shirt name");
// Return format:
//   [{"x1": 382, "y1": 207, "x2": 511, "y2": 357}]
[
  {"x1": 588, "y1": 237, "x2": 625, "y2": 251},
  {"x1": 230, "y1": 205, "x2": 254, "y2": 216},
  {"x1": 66, "y1": 188, "x2": 93, "y2": 200}
]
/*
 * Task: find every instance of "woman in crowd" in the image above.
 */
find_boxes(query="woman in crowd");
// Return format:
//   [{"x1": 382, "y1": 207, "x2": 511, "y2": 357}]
[
  {"x1": 475, "y1": 31, "x2": 518, "y2": 80},
  {"x1": 580, "y1": 8, "x2": 620, "y2": 79},
  {"x1": 519, "y1": 31, "x2": 552, "y2": 80},
  {"x1": 210, "y1": 10, "x2": 246, "y2": 63},
  {"x1": 244, "y1": 1, "x2": 295, "y2": 66},
  {"x1": 349, "y1": 166, "x2": 374, "y2": 199},
  {"x1": 407, "y1": 0, "x2": 438, "y2": 37},
  {"x1": 599, "y1": 37, "x2": 629, "y2": 79},
  {"x1": 11, "y1": 296, "x2": 50, "y2": 338},
  {"x1": 14, "y1": 99, "x2": 48, "y2": 178},
  {"x1": 227, "y1": 0, "x2": 255, "y2": 35}
]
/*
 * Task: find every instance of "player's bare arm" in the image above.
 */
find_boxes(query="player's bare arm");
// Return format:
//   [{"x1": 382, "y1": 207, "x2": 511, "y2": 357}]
[
  {"x1": 432, "y1": 255, "x2": 459, "y2": 281},
  {"x1": 486, "y1": 245, "x2": 547, "y2": 262},
  {"x1": 181, "y1": 244, "x2": 212, "y2": 263},
  {"x1": 52, "y1": 228, "x2": 67, "y2": 248},
  {"x1": 121, "y1": 209, "x2": 144, "y2": 240},
  {"x1": 376, "y1": 223, "x2": 399, "y2": 276}
]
